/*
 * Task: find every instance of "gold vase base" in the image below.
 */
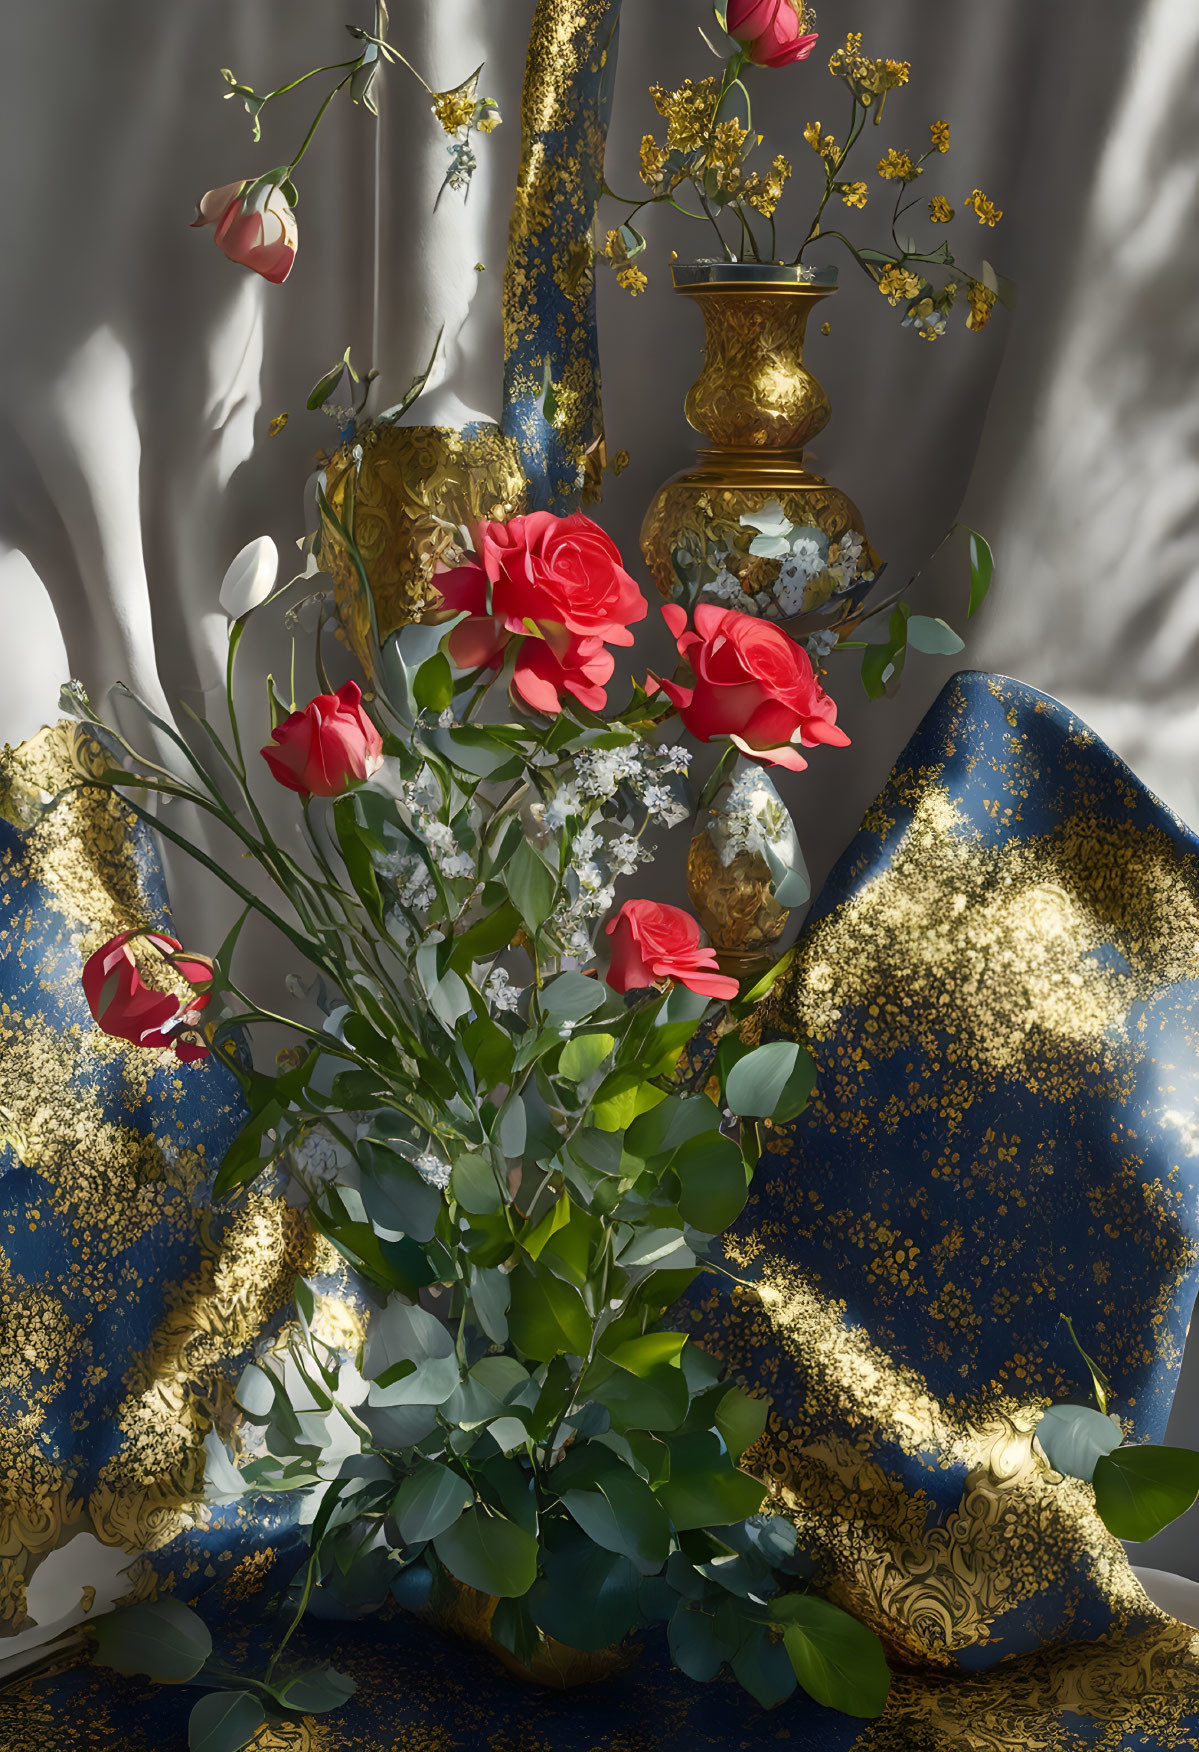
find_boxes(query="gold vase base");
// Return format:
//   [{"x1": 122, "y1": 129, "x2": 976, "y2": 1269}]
[{"x1": 420, "y1": 1579, "x2": 627, "y2": 1690}]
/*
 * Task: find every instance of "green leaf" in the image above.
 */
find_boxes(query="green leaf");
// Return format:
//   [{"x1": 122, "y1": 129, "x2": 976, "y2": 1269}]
[
  {"x1": 658, "y1": 1433, "x2": 765, "y2": 1531},
  {"x1": 188, "y1": 1691, "x2": 265, "y2": 1752},
  {"x1": 861, "y1": 603, "x2": 910, "y2": 702},
  {"x1": 724, "y1": 1042, "x2": 816, "y2": 1122},
  {"x1": 450, "y1": 1152, "x2": 504, "y2": 1216},
  {"x1": 530, "y1": 1534, "x2": 642, "y2": 1650},
  {"x1": 505, "y1": 838, "x2": 558, "y2": 935},
  {"x1": 394, "y1": 1461, "x2": 474, "y2": 1545},
  {"x1": 732, "y1": 1625, "x2": 799, "y2": 1709},
  {"x1": 732, "y1": 950, "x2": 795, "y2": 1019},
  {"x1": 675, "y1": 1132, "x2": 749, "y2": 1234},
  {"x1": 772, "y1": 1593, "x2": 891, "y2": 1717},
  {"x1": 306, "y1": 356, "x2": 349, "y2": 411},
  {"x1": 540, "y1": 970, "x2": 607, "y2": 1024},
  {"x1": 450, "y1": 901, "x2": 522, "y2": 972},
  {"x1": 91, "y1": 1598, "x2": 212, "y2": 1683},
  {"x1": 358, "y1": 1144, "x2": 443, "y2": 1244},
  {"x1": 561, "y1": 1467, "x2": 672, "y2": 1571},
  {"x1": 965, "y1": 527, "x2": 995, "y2": 618},
  {"x1": 590, "y1": 1359, "x2": 690, "y2": 1434},
  {"x1": 364, "y1": 1299, "x2": 460, "y2": 1406},
  {"x1": 591, "y1": 1071, "x2": 665, "y2": 1132},
  {"x1": 470, "y1": 1265, "x2": 511, "y2": 1344},
  {"x1": 906, "y1": 615, "x2": 965, "y2": 656},
  {"x1": 1035, "y1": 1404, "x2": 1121, "y2": 1484},
  {"x1": 271, "y1": 1667, "x2": 356, "y2": 1714},
  {"x1": 716, "y1": 1386, "x2": 771, "y2": 1461},
  {"x1": 507, "y1": 1266, "x2": 592, "y2": 1361},
  {"x1": 1092, "y1": 1445, "x2": 1199, "y2": 1542},
  {"x1": 603, "y1": 1332, "x2": 688, "y2": 1376},
  {"x1": 414, "y1": 651, "x2": 455, "y2": 712},
  {"x1": 668, "y1": 1600, "x2": 734, "y2": 1683},
  {"x1": 559, "y1": 1031, "x2": 616, "y2": 1082},
  {"x1": 433, "y1": 1507, "x2": 539, "y2": 1598},
  {"x1": 332, "y1": 796, "x2": 385, "y2": 927}
]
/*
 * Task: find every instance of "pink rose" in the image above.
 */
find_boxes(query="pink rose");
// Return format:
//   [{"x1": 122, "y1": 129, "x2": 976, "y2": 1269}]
[
  {"x1": 605, "y1": 900, "x2": 739, "y2": 1002},
  {"x1": 476, "y1": 512, "x2": 647, "y2": 651},
  {"x1": 191, "y1": 179, "x2": 298, "y2": 283},
  {"x1": 727, "y1": 0, "x2": 819, "y2": 68},
  {"x1": 653, "y1": 602, "x2": 849, "y2": 772},
  {"x1": 437, "y1": 562, "x2": 616, "y2": 715},
  {"x1": 82, "y1": 930, "x2": 213, "y2": 1063},
  {"x1": 261, "y1": 681, "x2": 384, "y2": 797}
]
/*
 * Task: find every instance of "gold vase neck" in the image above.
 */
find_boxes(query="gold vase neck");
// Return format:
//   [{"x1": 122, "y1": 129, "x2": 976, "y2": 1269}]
[{"x1": 677, "y1": 279, "x2": 836, "y2": 453}]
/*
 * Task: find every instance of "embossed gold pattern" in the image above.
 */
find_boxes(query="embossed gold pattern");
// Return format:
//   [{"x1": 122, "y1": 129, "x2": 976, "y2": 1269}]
[
  {"x1": 671, "y1": 672, "x2": 1199, "y2": 1745},
  {"x1": 0, "y1": 725, "x2": 309, "y2": 1622},
  {"x1": 501, "y1": 0, "x2": 620, "y2": 509},
  {"x1": 686, "y1": 824, "x2": 788, "y2": 961},
  {"x1": 320, "y1": 424, "x2": 526, "y2": 675},
  {"x1": 641, "y1": 273, "x2": 880, "y2": 600}
]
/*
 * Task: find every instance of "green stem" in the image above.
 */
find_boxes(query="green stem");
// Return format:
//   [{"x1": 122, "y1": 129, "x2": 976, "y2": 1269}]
[
  {"x1": 287, "y1": 71, "x2": 354, "y2": 173},
  {"x1": 797, "y1": 95, "x2": 867, "y2": 263}
]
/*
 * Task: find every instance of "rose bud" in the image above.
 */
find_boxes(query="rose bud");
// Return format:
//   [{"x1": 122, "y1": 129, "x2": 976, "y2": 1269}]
[
  {"x1": 653, "y1": 602, "x2": 849, "y2": 772},
  {"x1": 605, "y1": 899, "x2": 739, "y2": 1002},
  {"x1": 260, "y1": 681, "x2": 384, "y2": 798},
  {"x1": 82, "y1": 930, "x2": 213, "y2": 1062},
  {"x1": 192, "y1": 178, "x2": 298, "y2": 283},
  {"x1": 727, "y1": 0, "x2": 819, "y2": 68}
]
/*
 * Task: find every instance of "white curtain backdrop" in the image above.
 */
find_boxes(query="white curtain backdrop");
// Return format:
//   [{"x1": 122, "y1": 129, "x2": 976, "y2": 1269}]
[{"x1": 3, "y1": 0, "x2": 1199, "y2": 1587}]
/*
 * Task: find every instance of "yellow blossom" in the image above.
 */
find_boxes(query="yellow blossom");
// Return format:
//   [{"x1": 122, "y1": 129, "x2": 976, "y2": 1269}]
[
  {"x1": 704, "y1": 117, "x2": 750, "y2": 181},
  {"x1": 930, "y1": 120, "x2": 951, "y2": 154},
  {"x1": 877, "y1": 148, "x2": 919, "y2": 182},
  {"x1": 431, "y1": 85, "x2": 476, "y2": 137},
  {"x1": 616, "y1": 265, "x2": 648, "y2": 297},
  {"x1": 966, "y1": 188, "x2": 1004, "y2": 227},
  {"x1": 878, "y1": 265, "x2": 922, "y2": 305},
  {"x1": 744, "y1": 154, "x2": 791, "y2": 217},
  {"x1": 929, "y1": 195, "x2": 954, "y2": 223},
  {"x1": 803, "y1": 121, "x2": 839, "y2": 162},
  {"x1": 966, "y1": 281, "x2": 997, "y2": 330},
  {"x1": 821, "y1": 322, "x2": 831, "y2": 335},
  {"x1": 829, "y1": 34, "x2": 910, "y2": 115},
  {"x1": 651, "y1": 78, "x2": 720, "y2": 154},
  {"x1": 639, "y1": 134, "x2": 668, "y2": 189},
  {"x1": 841, "y1": 182, "x2": 869, "y2": 210},
  {"x1": 268, "y1": 412, "x2": 289, "y2": 438},
  {"x1": 602, "y1": 229, "x2": 626, "y2": 262}
]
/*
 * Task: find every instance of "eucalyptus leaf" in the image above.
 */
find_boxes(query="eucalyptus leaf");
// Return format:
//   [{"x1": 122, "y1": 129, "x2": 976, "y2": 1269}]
[
  {"x1": 906, "y1": 615, "x2": 965, "y2": 656},
  {"x1": 394, "y1": 1461, "x2": 474, "y2": 1544},
  {"x1": 188, "y1": 1691, "x2": 265, "y2": 1752},
  {"x1": 91, "y1": 1597, "x2": 212, "y2": 1683},
  {"x1": 1092, "y1": 1444, "x2": 1199, "y2": 1542},
  {"x1": 772, "y1": 1593, "x2": 891, "y2": 1717},
  {"x1": 1035, "y1": 1404, "x2": 1121, "y2": 1484},
  {"x1": 433, "y1": 1507, "x2": 539, "y2": 1598}
]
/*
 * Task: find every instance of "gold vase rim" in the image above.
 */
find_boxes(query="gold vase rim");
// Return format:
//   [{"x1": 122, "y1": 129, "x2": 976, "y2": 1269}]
[{"x1": 672, "y1": 261, "x2": 838, "y2": 295}]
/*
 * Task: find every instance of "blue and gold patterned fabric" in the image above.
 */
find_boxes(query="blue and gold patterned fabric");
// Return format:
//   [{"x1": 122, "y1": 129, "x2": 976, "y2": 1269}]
[
  {"x1": 10, "y1": 674, "x2": 1199, "y2": 1752},
  {"x1": 501, "y1": 0, "x2": 622, "y2": 511},
  {"x1": 0, "y1": 725, "x2": 311, "y2": 1652}
]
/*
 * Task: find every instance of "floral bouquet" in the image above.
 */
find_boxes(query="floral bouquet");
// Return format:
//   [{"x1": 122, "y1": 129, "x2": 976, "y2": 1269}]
[
  {"x1": 69, "y1": 501, "x2": 891, "y2": 1746},
  {"x1": 603, "y1": 0, "x2": 1009, "y2": 338}
]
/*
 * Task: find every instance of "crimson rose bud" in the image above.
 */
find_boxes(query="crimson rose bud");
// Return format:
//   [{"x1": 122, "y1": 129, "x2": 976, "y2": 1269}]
[
  {"x1": 653, "y1": 602, "x2": 849, "y2": 772},
  {"x1": 605, "y1": 899, "x2": 739, "y2": 1002},
  {"x1": 727, "y1": 0, "x2": 818, "y2": 68},
  {"x1": 261, "y1": 680, "x2": 384, "y2": 798},
  {"x1": 191, "y1": 178, "x2": 298, "y2": 283},
  {"x1": 82, "y1": 930, "x2": 213, "y2": 1062}
]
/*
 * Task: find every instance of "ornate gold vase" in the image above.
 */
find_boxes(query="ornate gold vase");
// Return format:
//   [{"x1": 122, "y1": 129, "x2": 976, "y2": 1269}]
[
  {"x1": 640, "y1": 263, "x2": 879, "y2": 604},
  {"x1": 319, "y1": 423, "x2": 527, "y2": 676},
  {"x1": 420, "y1": 1575, "x2": 626, "y2": 1690},
  {"x1": 686, "y1": 756, "x2": 805, "y2": 976}
]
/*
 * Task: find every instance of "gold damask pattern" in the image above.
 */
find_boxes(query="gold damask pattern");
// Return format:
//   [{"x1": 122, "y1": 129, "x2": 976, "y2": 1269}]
[
  {"x1": 0, "y1": 725, "x2": 309, "y2": 1631},
  {"x1": 679, "y1": 279, "x2": 834, "y2": 450},
  {"x1": 319, "y1": 424, "x2": 526, "y2": 675}
]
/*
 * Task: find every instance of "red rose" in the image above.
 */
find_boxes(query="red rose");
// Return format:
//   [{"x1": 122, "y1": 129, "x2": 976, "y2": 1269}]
[
  {"x1": 261, "y1": 681, "x2": 384, "y2": 798},
  {"x1": 191, "y1": 179, "x2": 298, "y2": 284},
  {"x1": 653, "y1": 602, "x2": 849, "y2": 772},
  {"x1": 82, "y1": 930, "x2": 213, "y2": 1062},
  {"x1": 435, "y1": 510, "x2": 646, "y2": 715},
  {"x1": 727, "y1": 0, "x2": 818, "y2": 67},
  {"x1": 476, "y1": 511, "x2": 647, "y2": 650},
  {"x1": 605, "y1": 900, "x2": 739, "y2": 1002}
]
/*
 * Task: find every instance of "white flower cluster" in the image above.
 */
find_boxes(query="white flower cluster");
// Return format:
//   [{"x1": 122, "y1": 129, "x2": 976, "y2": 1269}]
[
  {"x1": 485, "y1": 966, "x2": 522, "y2": 1013},
  {"x1": 687, "y1": 502, "x2": 875, "y2": 626},
  {"x1": 708, "y1": 766, "x2": 791, "y2": 869},
  {"x1": 414, "y1": 1149, "x2": 452, "y2": 1191}
]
